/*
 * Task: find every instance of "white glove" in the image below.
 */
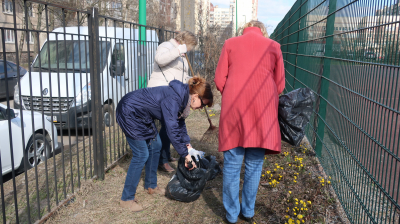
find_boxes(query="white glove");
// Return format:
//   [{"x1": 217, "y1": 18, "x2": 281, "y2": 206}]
[
  {"x1": 177, "y1": 44, "x2": 187, "y2": 55},
  {"x1": 188, "y1": 148, "x2": 205, "y2": 161}
]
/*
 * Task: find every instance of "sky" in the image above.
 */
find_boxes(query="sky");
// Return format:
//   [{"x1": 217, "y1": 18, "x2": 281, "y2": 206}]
[{"x1": 211, "y1": 0, "x2": 297, "y2": 35}]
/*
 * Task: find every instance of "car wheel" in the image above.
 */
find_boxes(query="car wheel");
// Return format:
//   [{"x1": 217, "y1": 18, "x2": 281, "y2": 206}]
[
  {"x1": 103, "y1": 103, "x2": 115, "y2": 128},
  {"x1": 25, "y1": 133, "x2": 51, "y2": 169}
]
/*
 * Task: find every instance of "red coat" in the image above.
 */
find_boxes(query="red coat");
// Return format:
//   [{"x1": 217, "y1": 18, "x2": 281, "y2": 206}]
[{"x1": 214, "y1": 27, "x2": 285, "y2": 154}]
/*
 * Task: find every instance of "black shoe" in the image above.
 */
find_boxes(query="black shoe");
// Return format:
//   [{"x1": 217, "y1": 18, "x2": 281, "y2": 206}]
[
  {"x1": 223, "y1": 217, "x2": 236, "y2": 224},
  {"x1": 239, "y1": 213, "x2": 254, "y2": 223}
]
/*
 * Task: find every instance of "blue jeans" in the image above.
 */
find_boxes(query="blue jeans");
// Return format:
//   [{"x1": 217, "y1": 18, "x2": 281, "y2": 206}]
[
  {"x1": 223, "y1": 147, "x2": 265, "y2": 223},
  {"x1": 121, "y1": 134, "x2": 162, "y2": 201},
  {"x1": 158, "y1": 123, "x2": 171, "y2": 166}
]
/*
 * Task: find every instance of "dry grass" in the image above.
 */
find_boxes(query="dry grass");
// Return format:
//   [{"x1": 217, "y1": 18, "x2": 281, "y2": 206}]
[{"x1": 42, "y1": 109, "x2": 352, "y2": 224}]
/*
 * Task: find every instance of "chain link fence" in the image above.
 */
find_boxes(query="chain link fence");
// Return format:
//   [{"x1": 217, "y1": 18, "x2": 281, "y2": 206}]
[{"x1": 270, "y1": 0, "x2": 400, "y2": 223}]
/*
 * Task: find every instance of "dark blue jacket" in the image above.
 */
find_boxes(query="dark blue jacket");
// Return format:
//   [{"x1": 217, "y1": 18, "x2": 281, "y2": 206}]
[{"x1": 116, "y1": 80, "x2": 190, "y2": 157}]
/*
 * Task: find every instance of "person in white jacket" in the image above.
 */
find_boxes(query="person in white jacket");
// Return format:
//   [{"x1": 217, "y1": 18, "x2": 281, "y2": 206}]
[{"x1": 148, "y1": 31, "x2": 198, "y2": 172}]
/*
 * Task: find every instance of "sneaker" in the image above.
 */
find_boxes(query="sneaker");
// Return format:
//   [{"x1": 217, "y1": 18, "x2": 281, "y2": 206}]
[
  {"x1": 158, "y1": 163, "x2": 175, "y2": 172},
  {"x1": 120, "y1": 199, "x2": 143, "y2": 212},
  {"x1": 147, "y1": 186, "x2": 166, "y2": 195}
]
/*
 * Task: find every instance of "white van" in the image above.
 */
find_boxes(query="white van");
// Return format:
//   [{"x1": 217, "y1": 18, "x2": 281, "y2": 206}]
[{"x1": 14, "y1": 27, "x2": 158, "y2": 129}]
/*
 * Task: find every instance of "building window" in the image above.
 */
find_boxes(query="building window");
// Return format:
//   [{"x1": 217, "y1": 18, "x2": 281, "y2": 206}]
[
  {"x1": 2, "y1": 0, "x2": 13, "y2": 14},
  {"x1": 5, "y1": 29, "x2": 15, "y2": 43},
  {"x1": 110, "y1": 2, "x2": 122, "y2": 9},
  {"x1": 27, "y1": 4, "x2": 33, "y2": 17},
  {"x1": 26, "y1": 31, "x2": 34, "y2": 44}
]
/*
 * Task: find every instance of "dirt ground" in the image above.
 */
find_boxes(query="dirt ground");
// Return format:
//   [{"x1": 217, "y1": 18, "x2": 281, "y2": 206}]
[{"x1": 44, "y1": 109, "x2": 349, "y2": 224}]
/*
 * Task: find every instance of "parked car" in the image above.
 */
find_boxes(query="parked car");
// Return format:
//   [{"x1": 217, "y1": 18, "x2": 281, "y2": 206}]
[
  {"x1": 0, "y1": 103, "x2": 60, "y2": 175},
  {"x1": 314, "y1": 50, "x2": 325, "y2": 57},
  {"x1": 194, "y1": 51, "x2": 205, "y2": 70},
  {"x1": 0, "y1": 60, "x2": 27, "y2": 99},
  {"x1": 14, "y1": 27, "x2": 158, "y2": 130},
  {"x1": 364, "y1": 51, "x2": 376, "y2": 59}
]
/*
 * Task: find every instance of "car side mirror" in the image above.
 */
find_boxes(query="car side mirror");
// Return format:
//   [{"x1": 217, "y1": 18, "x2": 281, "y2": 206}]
[
  {"x1": 110, "y1": 60, "x2": 125, "y2": 77},
  {"x1": 5, "y1": 109, "x2": 16, "y2": 120}
]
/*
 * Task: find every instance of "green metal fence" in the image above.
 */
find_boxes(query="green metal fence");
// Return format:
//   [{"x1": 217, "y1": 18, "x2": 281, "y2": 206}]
[{"x1": 270, "y1": 0, "x2": 400, "y2": 223}]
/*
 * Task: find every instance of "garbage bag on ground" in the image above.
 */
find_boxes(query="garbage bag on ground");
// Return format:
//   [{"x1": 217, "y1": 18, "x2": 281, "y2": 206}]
[
  {"x1": 278, "y1": 88, "x2": 315, "y2": 147},
  {"x1": 166, "y1": 155, "x2": 221, "y2": 202}
]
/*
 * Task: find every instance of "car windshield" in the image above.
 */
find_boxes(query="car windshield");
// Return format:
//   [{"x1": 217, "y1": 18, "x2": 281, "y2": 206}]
[{"x1": 33, "y1": 40, "x2": 110, "y2": 73}]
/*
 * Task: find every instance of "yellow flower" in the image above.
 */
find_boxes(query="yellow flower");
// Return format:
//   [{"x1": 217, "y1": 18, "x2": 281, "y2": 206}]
[
  {"x1": 328, "y1": 181, "x2": 331, "y2": 184},
  {"x1": 294, "y1": 180, "x2": 297, "y2": 183},
  {"x1": 274, "y1": 169, "x2": 277, "y2": 171},
  {"x1": 300, "y1": 200, "x2": 303, "y2": 203},
  {"x1": 281, "y1": 167, "x2": 284, "y2": 170},
  {"x1": 301, "y1": 208, "x2": 303, "y2": 210},
  {"x1": 305, "y1": 208, "x2": 308, "y2": 211},
  {"x1": 289, "y1": 191, "x2": 292, "y2": 194},
  {"x1": 275, "y1": 163, "x2": 278, "y2": 166},
  {"x1": 295, "y1": 202, "x2": 298, "y2": 205},
  {"x1": 294, "y1": 213, "x2": 297, "y2": 215},
  {"x1": 285, "y1": 215, "x2": 289, "y2": 219},
  {"x1": 297, "y1": 214, "x2": 303, "y2": 219},
  {"x1": 307, "y1": 201, "x2": 311, "y2": 204},
  {"x1": 288, "y1": 219, "x2": 294, "y2": 224},
  {"x1": 295, "y1": 198, "x2": 298, "y2": 201},
  {"x1": 262, "y1": 174, "x2": 265, "y2": 177},
  {"x1": 294, "y1": 176, "x2": 297, "y2": 179},
  {"x1": 329, "y1": 176, "x2": 331, "y2": 179},
  {"x1": 296, "y1": 220, "x2": 300, "y2": 224},
  {"x1": 322, "y1": 184, "x2": 324, "y2": 186}
]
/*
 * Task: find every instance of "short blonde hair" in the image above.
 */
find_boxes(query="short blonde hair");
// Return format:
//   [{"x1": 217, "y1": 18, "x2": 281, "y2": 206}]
[
  {"x1": 175, "y1": 31, "x2": 198, "y2": 48},
  {"x1": 240, "y1": 20, "x2": 269, "y2": 38}
]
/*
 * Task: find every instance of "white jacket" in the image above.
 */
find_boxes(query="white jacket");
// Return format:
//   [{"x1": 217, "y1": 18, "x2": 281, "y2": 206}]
[{"x1": 147, "y1": 39, "x2": 190, "y2": 88}]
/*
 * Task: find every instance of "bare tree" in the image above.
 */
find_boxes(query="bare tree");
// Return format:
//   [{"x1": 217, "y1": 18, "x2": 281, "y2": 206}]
[{"x1": 194, "y1": 1, "x2": 232, "y2": 87}]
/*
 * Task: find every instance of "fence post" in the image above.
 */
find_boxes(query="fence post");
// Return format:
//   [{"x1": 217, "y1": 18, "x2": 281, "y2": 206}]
[
  {"x1": 88, "y1": 7, "x2": 105, "y2": 180},
  {"x1": 315, "y1": 0, "x2": 337, "y2": 156},
  {"x1": 138, "y1": 0, "x2": 147, "y2": 88}
]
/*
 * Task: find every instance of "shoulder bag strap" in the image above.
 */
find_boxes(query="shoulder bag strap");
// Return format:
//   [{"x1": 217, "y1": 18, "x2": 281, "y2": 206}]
[
  {"x1": 157, "y1": 65, "x2": 169, "y2": 83},
  {"x1": 158, "y1": 56, "x2": 185, "y2": 84}
]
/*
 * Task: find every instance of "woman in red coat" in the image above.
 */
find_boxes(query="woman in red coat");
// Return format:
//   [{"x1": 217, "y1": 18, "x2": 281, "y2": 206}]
[{"x1": 214, "y1": 20, "x2": 285, "y2": 223}]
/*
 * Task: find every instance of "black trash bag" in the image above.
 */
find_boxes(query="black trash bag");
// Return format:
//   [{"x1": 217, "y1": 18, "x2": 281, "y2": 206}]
[
  {"x1": 165, "y1": 155, "x2": 221, "y2": 202},
  {"x1": 278, "y1": 88, "x2": 315, "y2": 147},
  {"x1": 199, "y1": 155, "x2": 222, "y2": 180}
]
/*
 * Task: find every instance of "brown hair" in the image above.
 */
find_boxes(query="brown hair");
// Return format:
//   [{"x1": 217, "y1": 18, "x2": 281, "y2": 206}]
[
  {"x1": 188, "y1": 76, "x2": 213, "y2": 107},
  {"x1": 240, "y1": 20, "x2": 269, "y2": 38},
  {"x1": 175, "y1": 31, "x2": 198, "y2": 49}
]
